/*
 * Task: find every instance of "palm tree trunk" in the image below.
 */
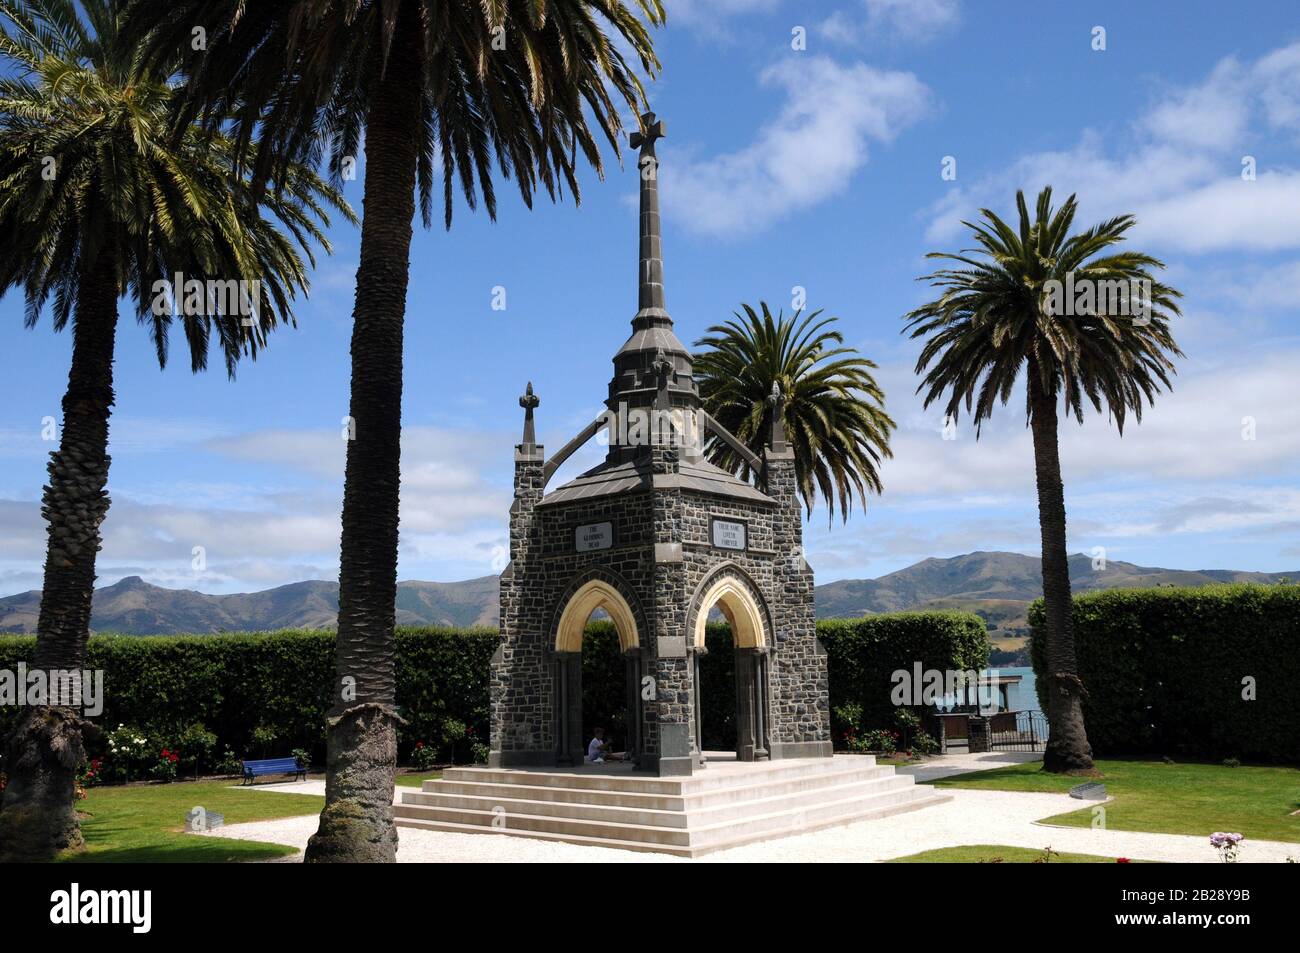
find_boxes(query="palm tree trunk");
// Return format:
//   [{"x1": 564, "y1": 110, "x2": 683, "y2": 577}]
[
  {"x1": 304, "y1": 6, "x2": 421, "y2": 864},
  {"x1": 0, "y1": 250, "x2": 118, "y2": 861},
  {"x1": 1028, "y1": 375, "x2": 1095, "y2": 773}
]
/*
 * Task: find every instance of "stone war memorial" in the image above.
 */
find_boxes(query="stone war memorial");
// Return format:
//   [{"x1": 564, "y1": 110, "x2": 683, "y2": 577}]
[
  {"x1": 394, "y1": 116, "x2": 945, "y2": 854},
  {"x1": 496, "y1": 111, "x2": 826, "y2": 775}
]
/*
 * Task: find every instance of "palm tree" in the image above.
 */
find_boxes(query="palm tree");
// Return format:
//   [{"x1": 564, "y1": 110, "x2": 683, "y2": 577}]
[
  {"x1": 904, "y1": 187, "x2": 1183, "y2": 773},
  {"x1": 132, "y1": 0, "x2": 664, "y2": 861},
  {"x1": 0, "y1": 0, "x2": 352, "y2": 861},
  {"x1": 694, "y1": 303, "x2": 895, "y2": 523}
]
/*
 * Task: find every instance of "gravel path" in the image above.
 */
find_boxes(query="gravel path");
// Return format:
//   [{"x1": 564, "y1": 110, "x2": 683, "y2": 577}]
[
  {"x1": 894, "y1": 751, "x2": 1044, "y2": 782},
  {"x1": 201, "y1": 786, "x2": 1297, "y2": 863}
]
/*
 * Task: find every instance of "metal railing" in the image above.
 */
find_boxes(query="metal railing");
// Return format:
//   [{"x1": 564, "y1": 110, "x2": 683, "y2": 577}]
[{"x1": 988, "y1": 709, "x2": 1048, "y2": 751}]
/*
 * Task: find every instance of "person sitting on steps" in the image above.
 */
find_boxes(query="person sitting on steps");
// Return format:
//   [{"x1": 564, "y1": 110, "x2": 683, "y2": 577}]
[{"x1": 586, "y1": 727, "x2": 627, "y2": 763}]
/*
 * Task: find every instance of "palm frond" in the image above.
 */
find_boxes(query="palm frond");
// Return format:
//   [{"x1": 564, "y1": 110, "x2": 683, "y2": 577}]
[{"x1": 695, "y1": 301, "x2": 895, "y2": 524}]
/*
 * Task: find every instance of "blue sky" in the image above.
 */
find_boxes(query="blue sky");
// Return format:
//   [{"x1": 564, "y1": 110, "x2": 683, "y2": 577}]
[{"x1": 2, "y1": 0, "x2": 1299, "y2": 595}]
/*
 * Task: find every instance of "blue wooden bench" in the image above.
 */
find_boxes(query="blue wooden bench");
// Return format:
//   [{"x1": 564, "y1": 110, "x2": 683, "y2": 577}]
[{"x1": 241, "y1": 756, "x2": 307, "y2": 785}]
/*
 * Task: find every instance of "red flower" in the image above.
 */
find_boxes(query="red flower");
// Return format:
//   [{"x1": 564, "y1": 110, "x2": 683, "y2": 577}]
[
  {"x1": 1116, "y1": 858, "x2": 1131, "y2": 863},
  {"x1": 415, "y1": 741, "x2": 425, "y2": 749}
]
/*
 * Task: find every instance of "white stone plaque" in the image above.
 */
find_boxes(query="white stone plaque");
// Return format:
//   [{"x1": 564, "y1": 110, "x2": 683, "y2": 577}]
[
  {"x1": 575, "y1": 521, "x2": 614, "y2": 552},
  {"x1": 711, "y1": 518, "x2": 747, "y2": 551}
]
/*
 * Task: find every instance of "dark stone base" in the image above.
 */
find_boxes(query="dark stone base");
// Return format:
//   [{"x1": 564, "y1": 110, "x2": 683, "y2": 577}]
[
  {"x1": 489, "y1": 749, "x2": 559, "y2": 768},
  {"x1": 768, "y1": 740, "x2": 833, "y2": 760},
  {"x1": 655, "y1": 755, "x2": 696, "y2": 777}
]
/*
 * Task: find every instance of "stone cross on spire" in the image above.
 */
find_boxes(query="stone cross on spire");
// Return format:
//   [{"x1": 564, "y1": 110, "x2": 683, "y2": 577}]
[
  {"x1": 630, "y1": 112, "x2": 668, "y2": 324},
  {"x1": 518, "y1": 381, "x2": 539, "y2": 448},
  {"x1": 767, "y1": 381, "x2": 789, "y2": 453}
]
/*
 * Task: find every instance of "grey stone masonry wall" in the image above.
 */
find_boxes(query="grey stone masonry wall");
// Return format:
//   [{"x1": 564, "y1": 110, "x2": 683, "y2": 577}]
[
  {"x1": 493, "y1": 475, "x2": 659, "y2": 767},
  {"x1": 489, "y1": 445, "x2": 550, "y2": 766},
  {"x1": 492, "y1": 461, "x2": 831, "y2": 770},
  {"x1": 761, "y1": 445, "x2": 832, "y2": 759},
  {"x1": 648, "y1": 445, "x2": 692, "y2": 774}
]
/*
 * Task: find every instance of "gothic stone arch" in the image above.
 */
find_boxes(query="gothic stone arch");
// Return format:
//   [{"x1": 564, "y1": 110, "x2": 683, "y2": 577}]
[
  {"x1": 688, "y1": 566, "x2": 773, "y2": 762},
  {"x1": 689, "y1": 564, "x2": 770, "y2": 650},
  {"x1": 550, "y1": 570, "x2": 646, "y2": 767},
  {"x1": 555, "y1": 578, "x2": 641, "y2": 653}
]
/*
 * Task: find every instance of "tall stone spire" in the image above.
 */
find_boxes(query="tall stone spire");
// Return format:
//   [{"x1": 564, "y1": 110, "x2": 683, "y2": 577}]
[
  {"x1": 606, "y1": 113, "x2": 700, "y2": 463},
  {"x1": 630, "y1": 112, "x2": 668, "y2": 327}
]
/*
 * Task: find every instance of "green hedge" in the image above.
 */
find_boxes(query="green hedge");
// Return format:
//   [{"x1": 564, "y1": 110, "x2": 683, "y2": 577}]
[
  {"x1": 0, "y1": 611, "x2": 988, "y2": 771},
  {"x1": 0, "y1": 627, "x2": 497, "y2": 771},
  {"x1": 819, "y1": 611, "x2": 990, "y2": 743},
  {"x1": 1029, "y1": 584, "x2": 1300, "y2": 763}
]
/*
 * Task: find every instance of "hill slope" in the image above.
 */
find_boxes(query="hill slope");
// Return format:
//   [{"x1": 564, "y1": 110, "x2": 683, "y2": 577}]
[
  {"x1": 0, "y1": 575, "x2": 500, "y2": 635},
  {"x1": 815, "y1": 551, "x2": 1296, "y2": 633},
  {"x1": 0, "y1": 552, "x2": 1291, "y2": 635}
]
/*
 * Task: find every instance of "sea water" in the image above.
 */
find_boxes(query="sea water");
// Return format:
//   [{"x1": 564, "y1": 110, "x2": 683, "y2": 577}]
[{"x1": 994, "y1": 666, "x2": 1040, "y2": 714}]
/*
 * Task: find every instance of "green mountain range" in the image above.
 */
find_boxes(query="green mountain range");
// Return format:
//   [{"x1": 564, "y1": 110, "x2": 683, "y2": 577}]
[
  {"x1": 0, "y1": 551, "x2": 1291, "y2": 636},
  {"x1": 0, "y1": 574, "x2": 499, "y2": 635},
  {"x1": 816, "y1": 550, "x2": 1296, "y2": 635}
]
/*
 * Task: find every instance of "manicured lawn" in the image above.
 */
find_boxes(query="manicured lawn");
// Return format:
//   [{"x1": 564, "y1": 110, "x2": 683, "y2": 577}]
[
  {"x1": 395, "y1": 770, "x2": 442, "y2": 788},
  {"x1": 889, "y1": 844, "x2": 1144, "y2": 863},
  {"x1": 60, "y1": 780, "x2": 324, "y2": 863},
  {"x1": 931, "y1": 759, "x2": 1300, "y2": 843}
]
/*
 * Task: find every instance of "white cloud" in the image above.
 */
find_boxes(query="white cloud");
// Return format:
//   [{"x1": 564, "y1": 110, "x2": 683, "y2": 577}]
[
  {"x1": 0, "y1": 423, "x2": 513, "y2": 595},
  {"x1": 819, "y1": 0, "x2": 961, "y2": 45},
  {"x1": 877, "y1": 347, "x2": 1300, "y2": 499},
  {"x1": 791, "y1": 338, "x2": 1300, "y2": 581},
  {"x1": 1142, "y1": 58, "x2": 1250, "y2": 149},
  {"x1": 923, "y1": 41, "x2": 1300, "y2": 254},
  {"x1": 1137, "y1": 172, "x2": 1300, "y2": 252},
  {"x1": 664, "y1": 57, "x2": 931, "y2": 235},
  {"x1": 1197, "y1": 258, "x2": 1300, "y2": 310},
  {"x1": 0, "y1": 415, "x2": 233, "y2": 463},
  {"x1": 1254, "y1": 43, "x2": 1300, "y2": 135}
]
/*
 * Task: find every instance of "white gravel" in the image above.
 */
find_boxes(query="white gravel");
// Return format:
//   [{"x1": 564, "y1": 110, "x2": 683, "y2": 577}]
[{"x1": 204, "y1": 783, "x2": 1298, "y2": 863}]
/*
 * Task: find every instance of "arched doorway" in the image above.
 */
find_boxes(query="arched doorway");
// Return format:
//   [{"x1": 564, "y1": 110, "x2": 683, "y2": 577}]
[
  {"x1": 553, "y1": 579, "x2": 644, "y2": 767},
  {"x1": 691, "y1": 573, "x2": 771, "y2": 763}
]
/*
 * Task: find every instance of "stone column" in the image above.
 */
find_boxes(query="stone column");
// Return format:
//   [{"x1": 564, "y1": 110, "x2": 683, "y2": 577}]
[
  {"x1": 755, "y1": 648, "x2": 770, "y2": 760},
  {"x1": 734, "y1": 648, "x2": 771, "y2": 762},
  {"x1": 554, "y1": 651, "x2": 584, "y2": 766},
  {"x1": 649, "y1": 443, "x2": 693, "y2": 776},
  {"x1": 490, "y1": 426, "x2": 546, "y2": 767},
  {"x1": 690, "y1": 645, "x2": 707, "y2": 767},
  {"x1": 623, "y1": 648, "x2": 644, "y2": 766},
  {"x1": 735, "y1": 649, "x2": 757, "y2": 761},
  {"x1": 763, "y1": 398, "x2": 831, "y2": 760}
]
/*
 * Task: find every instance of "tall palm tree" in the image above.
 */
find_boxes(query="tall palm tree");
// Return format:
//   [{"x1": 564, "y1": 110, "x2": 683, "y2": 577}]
[
  {"x1": 0, "y1": 0, "x2": 352, "y2": 861},
  {"x1": 904, "y1": 187, "x2": 1183, "y2": 773},
  {"x1": 132, "y1": 0, "x2": 664, "y2": 861},
  {"x1": 694, "y1": 302, "x2": 895, "y2": 523}
]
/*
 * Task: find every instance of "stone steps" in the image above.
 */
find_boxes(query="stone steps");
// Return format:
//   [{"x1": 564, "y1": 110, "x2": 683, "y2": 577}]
[
  {"x1": 435, "y1": 754, "x2": 871, "y2": 793},
  {"x1": 395, "y1": 756, "x2": 950, "y2": 857},
  {"x1": 400, "y1": 774, "x2": 915, "y2": 829},
  {"x1": 421, "y1": 761, "x2": 899, "y2": 812}
]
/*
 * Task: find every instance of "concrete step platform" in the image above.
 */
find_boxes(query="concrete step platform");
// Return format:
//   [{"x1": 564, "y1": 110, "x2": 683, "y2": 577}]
[{"x1": 396, "y1": 755, "x2": 951, "y2": 857}]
